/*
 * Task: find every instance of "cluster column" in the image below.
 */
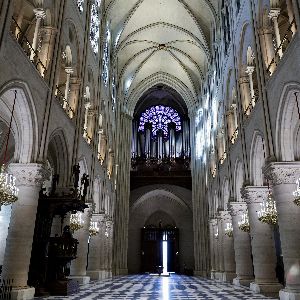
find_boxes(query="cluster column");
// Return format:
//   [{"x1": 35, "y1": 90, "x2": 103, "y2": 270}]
[
  {"x1": 220, "y1": 211, "x2": 236, "y2": 282},
  {"x1": 242, "y1": 186, "x2": 282, "y2": 297},
  {"x1": 264, "y1": 162, "x2": 300, "y2": 300},
  {"x1": 70, "y1": 204, "x2": 92, "y2": 284},
  {"x1": 215, "y1": 214, "x2": 225, "y2": 281},
  {"x1": 86, "y1": 213, "x2": 105, "y2": 280},
  {"x1": 229, "y1": 202, "x2": 254, "y2": 287},
  {"x1": 2, "y1": 163, "x2": 48, "y2": 300},
  {"x1": 209, "y1": 218, "x2": 217, "y2": 278}
]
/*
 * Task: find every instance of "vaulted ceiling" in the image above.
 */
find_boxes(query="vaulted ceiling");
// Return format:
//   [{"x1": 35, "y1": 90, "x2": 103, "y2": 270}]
[{"x1": 105, "y1": 0, "x2": 218, "y2": 112}]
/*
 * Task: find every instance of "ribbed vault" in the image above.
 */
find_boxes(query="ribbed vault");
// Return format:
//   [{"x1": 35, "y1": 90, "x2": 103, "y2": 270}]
[{"x1": 105, "y1": 0, "x2": 218, "y2": 112}]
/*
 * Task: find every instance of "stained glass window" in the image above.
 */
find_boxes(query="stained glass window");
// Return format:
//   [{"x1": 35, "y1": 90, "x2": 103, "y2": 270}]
[
  {"x1": 102, "y1": 23, "x2": 111, "y2": 86},
  {"x1": 90, "y1": 0, "x2": 101, "y2": 54},
  {"x1": 76, "y1": 0, "x2": 84, "y2": 12},
  {"x1": 138, "y1": 105, "x2": 181, "y2": 137}
]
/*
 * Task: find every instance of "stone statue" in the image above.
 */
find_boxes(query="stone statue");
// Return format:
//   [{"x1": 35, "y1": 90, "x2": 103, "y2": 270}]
[
  {"x1": 72, "y1": 164, "x2": 80, "y2": 189},
  {"x1": 81, "y1": 173, "x2": 89, "y2": 201}
]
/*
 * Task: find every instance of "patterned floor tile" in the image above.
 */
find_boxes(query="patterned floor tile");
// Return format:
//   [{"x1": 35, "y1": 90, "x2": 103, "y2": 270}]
[{"x1": 35, "y1": 274, "x2": 279, "y2": 299}]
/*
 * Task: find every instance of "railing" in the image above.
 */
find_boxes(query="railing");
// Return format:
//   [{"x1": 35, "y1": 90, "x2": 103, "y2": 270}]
[
  {"x1": 0, "y1": 279, "x2": 13, "y2": 300},
  {"x1": 11, "y1": 17, "x2": 47, "y2": 78},
  {"x1": 219, "y1": 152, "x2": 227, "y2": 165},
  {"x1": 267, "y1": 19, "x2": 296, "y2": 74},
  {"x1": 83, "y1": 129, "x2": 92, "y2": 144},
  {"x1": 55, "y1": 87, "x2": 75, "y2": 119},
  {"x1": 230, "y1": 128, "x2": 239, "y2": 144}
]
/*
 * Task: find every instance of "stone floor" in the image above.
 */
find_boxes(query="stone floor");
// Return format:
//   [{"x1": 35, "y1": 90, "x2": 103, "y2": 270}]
[{"x1": 36, "y1": 274, "x2": 278, "y2": 299}]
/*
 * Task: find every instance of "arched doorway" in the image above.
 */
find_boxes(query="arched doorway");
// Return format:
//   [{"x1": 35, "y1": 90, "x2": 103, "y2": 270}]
[{"x1": 141, "y1": 211, "x2": 179, "y2": 274}]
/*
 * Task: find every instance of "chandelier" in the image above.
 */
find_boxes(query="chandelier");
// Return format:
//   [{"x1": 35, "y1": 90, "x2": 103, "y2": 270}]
[
  {"x1": 257, "y1": 192, "x2": 278, "y2": 225},
  {"x1": 292, "y1": 177, "x2": 300, "y2": 206},
  {"x1": 0, "y1": 165, "x2": 19, "y2": 205},
  {"x1": 0, "y1": 90, "x2": 19, "y2": 206},
  {"x1": 70, "y1": 212, "x2": 84, "y2": 232},
  {"x1": 225, "y1": 222, "x2": 233, "y2": 237},
  {"x1": 89, "y1": 221, "x2": 99, "y2": 237},
  {"x1": 238, "y1": 213, "x2": 250, "y2": 232}
]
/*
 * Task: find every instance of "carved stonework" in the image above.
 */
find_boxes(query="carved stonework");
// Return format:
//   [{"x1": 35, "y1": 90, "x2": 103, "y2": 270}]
[
  {"x1": 241, "y1": 186, "x2": 269, "y2": 204},
  {"x1": 263, "y1": 162, "x2": 300, "y2": 185},
  {"x1": 8, "y1": 163, "x2": 50, "y2": 187},
  {"x1": 228, "y1": 201, "x2": 247, "y2": 216}
]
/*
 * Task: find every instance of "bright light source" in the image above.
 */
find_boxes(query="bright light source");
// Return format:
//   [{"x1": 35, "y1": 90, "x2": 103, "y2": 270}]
[{"x1": 163, "y1": 241, "x2": 168, "y2": 275}]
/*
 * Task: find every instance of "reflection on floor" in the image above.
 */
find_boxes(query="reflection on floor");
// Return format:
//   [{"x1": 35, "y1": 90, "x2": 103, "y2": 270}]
[{"x1": 35, "y1": 274, "x2": 278, "y2": 299}]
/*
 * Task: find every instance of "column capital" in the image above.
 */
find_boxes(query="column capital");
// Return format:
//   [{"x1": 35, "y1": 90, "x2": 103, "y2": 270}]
[
  {"x1": 209, "y1": 218, "x2": 217, "y2": 226},
  {"x1": 263, "y1": 162, "x2": 300, "y2": 185},
  {"x1": 33, "y1": 8, "x2": 46, "y2": 19},
  {"x1": 228, "y1": 201, "x2": 247, "y2": 216},
  {"x1": 8, "y1": 163, "x2": 50, "y2": 187},
  {"x1": 245, "y1": 66, "x2": 255, "y2": 75},
  {"x1": 241, "y1": 186, "x2": 269, "y2": 204},
  {"x1": 65, "y1": 67, "x2": 74, "y2": 75},
  {"x1": 218, "y1": 210, "x2": 232, "y2": 221},
  {"x1": 268, "y1": 8, "x2": 281, "y2": 20}
]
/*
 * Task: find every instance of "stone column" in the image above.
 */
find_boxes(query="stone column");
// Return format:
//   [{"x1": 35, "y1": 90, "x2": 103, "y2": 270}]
[
  {"x1": 30, "y1": 8, "x2": 46, "y2": 61},
  {"x1": 97, "y1": 129, "x2": 103, "y2": 160},
  {"x1": 63, "y1": 67, "x2": 74, "y2": 108},
  {"x1": 246, "y1": 66, "x2": 255, "y2": 106},
  {"x1": 38, "y1": 26, "x2": 57, "y2": 78},
  {"x1": 264, "y1": 162, "x2": 300, "y2": 299},
  {"x1": 209, "y1": 219, "x2": 217, "y2": 278},
  {"x1": 216, "y1": 215, "x2": 225, "y2": 281},
  {"x1": 83, "y1": 101, "x2": 91, "y2": 139},
  {"x1": 105, "y1": 219, "x2": 113, "y2": 278},
  {"x1": 1, "y1": 163, "x2": 48, "y2": 300},
  {"x1": 239, "y1": 76, "x2": 252, "y2": 115},
  {"x1": 220, "y1": 211, "x2": 236, "y2": 282},
  {"x1": 86, "y1": 213, "x2": 106, "y2": 280},
  {"x1": 269, "y1": 9, "x2": 283, "y2": 58},
  {"x1": 242, "y1": 186, "x2": 282, "y2": 297},
  {"x1": 0, "y1": 205, "x2": 12, "y2": 266},
  {"x1": 259, "y1": 27, "x2": 276, "y2": 73},
  {"x1": 229, "y1": 202, "x2": 254, "y2": 287},
  {"x1": 68, "y1": 78, "x2": 81, "y2": 119},
  {"x1": 69, "y1": 204, "x2": 92, "y2": 284}
]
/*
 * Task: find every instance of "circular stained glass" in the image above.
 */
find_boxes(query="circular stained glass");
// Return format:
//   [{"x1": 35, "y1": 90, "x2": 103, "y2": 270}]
[{"x1": 138, "y1": 105, "x2": 181, "y2": 137}]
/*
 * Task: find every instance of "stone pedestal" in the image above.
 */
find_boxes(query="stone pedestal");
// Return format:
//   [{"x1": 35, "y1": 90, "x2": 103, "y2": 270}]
[
  {"x1": 69, "y1": 204, "x2": 92, "y2": 285},
  {"x1": 1, "y1": 163, "x2": 49, "y2": 300},
  {"x1": 242, "y1": 186, "x2": 282, "y2": 297},
  {"x1": 220, "y1": 211, "x2": 236, "y2": 283},
  {"x1": 265, "y1": 162, "x2": 300, "y2": 299},
  {"x1": 229, "y1": 202, "x2": 254, "y2": 287}
]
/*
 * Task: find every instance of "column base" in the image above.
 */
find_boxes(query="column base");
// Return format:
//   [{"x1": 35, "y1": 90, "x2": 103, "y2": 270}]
[
  {"x1": 223, "y1": 272, "x2": 236, "y2": 283},
  {"x1": 233, "y1": 277, "x2": 254, "y2": 287},
  {"x1": 115, "y1": 268, "x2": 128, "y2": 276},
  {"x1": 194, "y1": 270, "x2": 209, "y2": 277},
  {"x1": 11, "y1": 287, "x2": 35, "y2": 300},
  {"x1": 67, "y1": 276, "x2": 90, "y2": 285},
  {"x1": 210, "y1": 271, "x2": 216, "y2": 279},
  {"x1": 215, "y1": 272, "x2": 224, "y2": 281},
  {"x1": 250, "y1": 282, "x2": 282, "y2": 297},
  {"x1": 86, "y1": 270, "x2": 112, "y2": 280},
  {"x1": 279, "y1": 288, "x2": 300, "y2": 300}
]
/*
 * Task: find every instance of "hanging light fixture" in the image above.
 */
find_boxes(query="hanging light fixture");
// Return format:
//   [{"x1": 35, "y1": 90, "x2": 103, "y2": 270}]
[
  {"x1": 257, "y1": 181, "x2": 278, "y2": 225},
  {"x1": 225, "y1": 222, "x2": 233, "y2": 237},
  {"x1": 0, "y1": 90, "x2": 19, "y2": 206},
  {"x1": 238, "y1": 213, "x2": 250, "y2": 232},
  {"x1": 89, "y1": 220, "x2": 99, "y2": 237},
  {"x1": 70, "y1": 212, "x2": 84, "y2": 232}
]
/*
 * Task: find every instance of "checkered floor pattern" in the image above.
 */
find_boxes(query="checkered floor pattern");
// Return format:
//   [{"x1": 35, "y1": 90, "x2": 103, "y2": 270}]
[{"x1": 36, "y1": 274, "x2": 278, "y2": 299}]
